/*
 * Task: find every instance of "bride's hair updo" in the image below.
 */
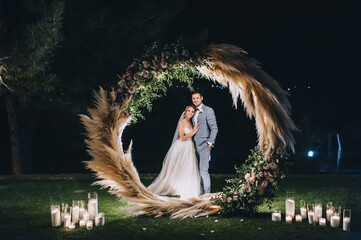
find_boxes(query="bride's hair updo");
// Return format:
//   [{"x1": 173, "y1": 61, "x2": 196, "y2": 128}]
[{"x1": 183, "y1": 105, "x2": 196, "y2": 119}]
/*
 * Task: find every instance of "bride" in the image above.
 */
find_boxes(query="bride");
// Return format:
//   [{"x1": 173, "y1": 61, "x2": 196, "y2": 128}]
[{"x1": 147, "y1": 105, "x2": 201, "y2": 199}]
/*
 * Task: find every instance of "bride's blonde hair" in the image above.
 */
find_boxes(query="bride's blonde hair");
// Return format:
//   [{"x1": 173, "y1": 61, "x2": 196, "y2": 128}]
[{"x1": 183, "y1": 105, "x2": 196, "y2": 119}]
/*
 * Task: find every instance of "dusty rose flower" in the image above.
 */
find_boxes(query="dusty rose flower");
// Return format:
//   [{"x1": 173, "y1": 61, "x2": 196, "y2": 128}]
[
  {"x1": 117, "y1": 88, "x2": 123, "y2": 93},
  {"x1": 173, "y1": 63, "x2": 180, "y2": 69},
  {"x1": 256, "y1": 171, "x2": 264, "y2": 179},
  {"x1": 182, "y1": 49, "x2": 189, "y2": 56},
  {"x1": 161, "y1": 58, "x2": 168, "y2": 68},
  {"x1": 248, "y1": 174, "x2": 255, "y2": 184},
  {"x1": 268, "y1": 162, "x2": 277, "y2": 170},
  {"x1": 133, "y1": 73, "x2": 141, "y2": 80},
  {"x1": 126, "y1": 70, "x2": 133, "y2": 77},
  {"x1": 152, "y1": 60, "x2": 159, "y2": 69},
  {"x1": 127, "y1": 76, "x2": 132, "y2": 81},
  {"x1": 258, "y1": 156, "x2": 262, "y2": 160},
  {"x1": 155, "y1": 72, "x2": 162, "y2": 79},
  {"x1": 174, "y1": 48, "x2": 179, "y2": 54},
  {"x1": 142, "y1": 70, "x2": 150, "y2": 78},
  {"x1": 124, "y1": 113, "x2": 130, "y2": 118},
  {"x1": 142, "y1": 61, "x2": 150, "y2": 68},
  {"x1": 263, "y1": 164, "x2": 270, "y2": 170},
  {"x1": 130, "y1": 61, "x2": 137, "y2": 68},
  {"x1": 128, "y1": 87, "x2": 135, "y2": 94},
  {"x1": 183, "y1": 64, "x2": 189, "y2": 70},
  {"x1": 261, "y1": 180, "x2": 268, "y2": 188},
  {"x1": 246, "y1": 185, "x2": 252, "y2": 193},
  {"x1": 227, "y1": 197, "x2": 232, "y2": 203}
]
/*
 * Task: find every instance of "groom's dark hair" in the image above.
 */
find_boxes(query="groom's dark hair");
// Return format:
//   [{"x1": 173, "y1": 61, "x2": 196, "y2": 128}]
[{"x1": 192, "y1": 91, "x2": 203, "y2": 97}]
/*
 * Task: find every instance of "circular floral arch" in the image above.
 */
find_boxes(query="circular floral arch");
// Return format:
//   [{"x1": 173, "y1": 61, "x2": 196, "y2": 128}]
[{"x1": 81, "y1": 41, "x2": 296, "y2": 218}]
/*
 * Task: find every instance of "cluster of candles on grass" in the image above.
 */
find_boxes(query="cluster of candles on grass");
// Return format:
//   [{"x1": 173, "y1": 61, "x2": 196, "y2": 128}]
[
  {"x1": 271, "y1": 192, "x2": 351, "y2": 231},
  {"x1": 51, "y1": 192, "x2": 105, "y2": 230}
]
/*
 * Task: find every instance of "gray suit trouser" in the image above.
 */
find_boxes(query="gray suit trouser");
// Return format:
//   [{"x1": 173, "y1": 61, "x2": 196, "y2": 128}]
[{"x1": 196, "y1": 145, "x2": 211, "y2": 193}]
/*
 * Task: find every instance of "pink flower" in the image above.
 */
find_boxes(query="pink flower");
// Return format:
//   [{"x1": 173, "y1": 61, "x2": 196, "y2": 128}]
[
  {"x1": 256, "y1": 172, "x2": 264, "y2": 179},
  {"x1": 128, "y1": 87, "x2": 135, "y2": 94},
  {"x1": 142, "y1": 70, "x2": 150, "y2": 78},
  {"x1": 174, "y1": 48, "x2": 179, "y2": 54},
  {"x1": 152, "y1": 60, "x2": 159, "y2": 69},
  {"x1": 268, "y1": 162, "x2": 278, "y2": 170},
  {"x1": 130, "y1": 61, "x2": 137, "y2": 68},
  {"x1": 126, "y1": 70, "x2": 133, "y2": 77},
  {"x1": 182, "y1": 49, "x2": 189, "y2": 56},
  {"x1": 261, "y1": 180, "x2": 268, "y2": 188},
  {"x1": 161, "y1": 58, "x2": 168, "y2": 68},
  {"x1": 124, "y1": 113, "x2": 130, "y2": 118},
  {"x1": 173, "y1": 63, "x2": 180, "y2": 69},
  {"x1": 227, "y1": 197, "x2": 232, "y2": 203},
  {"x1": 117, "y1": 88, "x2": 123, "y2": 93},
  {"x1": 155, "y1": 72, "x2": 162, "y2": 79},
  {"x1": 142, "y1": 61, "x2": 150, "y2": 68},
  {"x1": 258, "y1": 156, "x2": 262, "y2": 160},
  {"x1": 133, "y1": 73, "x2": 141, "y2": 80},
  {"x1": 127, "y1": 76, "x2": 132, "y2": 81}
]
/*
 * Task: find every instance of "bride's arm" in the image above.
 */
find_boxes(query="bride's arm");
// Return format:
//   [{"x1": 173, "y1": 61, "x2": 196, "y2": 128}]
[{"x1": 178, "y1": 120, "x2": 196, "y2": 141}]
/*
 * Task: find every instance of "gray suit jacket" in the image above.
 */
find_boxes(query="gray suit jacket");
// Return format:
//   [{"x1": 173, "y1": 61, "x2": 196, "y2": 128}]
[{"x1": 193, "y1": 104, "x2": 218, "y2": 150}]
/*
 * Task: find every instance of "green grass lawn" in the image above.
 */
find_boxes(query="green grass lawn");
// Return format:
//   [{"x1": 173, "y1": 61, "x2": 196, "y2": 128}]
[{"x1": 0, "y1": 174, "x2": 360, "y2": 240}]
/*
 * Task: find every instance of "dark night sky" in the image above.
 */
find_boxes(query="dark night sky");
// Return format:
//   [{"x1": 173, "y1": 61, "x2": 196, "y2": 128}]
[{"x1": 1, "y1": 0, "x2": 361, "y2": 174}]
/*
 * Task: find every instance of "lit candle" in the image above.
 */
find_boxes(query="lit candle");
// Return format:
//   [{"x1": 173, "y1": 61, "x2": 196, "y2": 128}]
[
  {"x1": 64, "y1": 214, "x2": 71, "y2": 228},
  {"x1": 308, "y1": 211, "x2": 314, "y2": 224},
  {"x1": 319, "y1": 218, "x2": 326, "y2": 226},
  {"x1": 86, "y1": 220, "x2": 93, "y2": 230},
  {"x1": 343, "y1": 217, "x2": 351, "y2": 231},
  {"x1": 314, "y1": 205, "x2": 322, "y2": 223},
  {"x1": 68, "y1": 223, "x2": 75, "y2": 230},
  {"x1": 88, "y1": 192, "x2": 98, "y2": 221},
  {"x1": 326, "y1": 209, "x2": 333, "y2": 222},
  {"x1": 83, "y1": 212, "x2": 89, "y2": 221},
  {"x1": 51, "y1": 206, "x2": 61, "y2": 227},
  {"x1": 285, "y1": 198, "x2": 295, "y2": 219},
  {"x1": 79, "y1": 219, "x2": 86, "y2": 227},
  {"x1": 72, "y1": 206, "x2": 79, "y2": 224},
  {"x1": 79, "y1": 200, "x2": 86, "y2": 219},
  {"x1": 295, "y1": 214, "x2": 302, "y2": 222},
  {"x1": 330, "y1": 215, "x2": 340, "y2": 228},
  {"x1": 272, "y1": 212, "x2": 281, "y2": 222},
  {"x1": 95, "y1": 212, "x2": 105, "y2": 226},
  {"x1": 286, "y1": 215, "x2": 292, "y2": 223},
  {"x1": 300, "y1": 207, "x2": 307, "y2": 219}
]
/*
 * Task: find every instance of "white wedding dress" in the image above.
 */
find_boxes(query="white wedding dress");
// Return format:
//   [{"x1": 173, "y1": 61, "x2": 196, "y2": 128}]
[{"x1": 148, "y1": 128, "x2": 201, "y2": 199}]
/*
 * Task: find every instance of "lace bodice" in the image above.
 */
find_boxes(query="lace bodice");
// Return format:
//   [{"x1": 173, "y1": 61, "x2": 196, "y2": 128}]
[{"x1": 184, "y1": 127, "x2": 193, "y2": 134}]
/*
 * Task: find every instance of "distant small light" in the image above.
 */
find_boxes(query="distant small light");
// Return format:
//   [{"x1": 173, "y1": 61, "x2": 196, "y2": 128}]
[
  {"x1": 287, "y1": 88, "x2": 291, "y2": 91},
  {"x1": 307, "y1": 151, "x2": 314, "y2": 157},
  {"x1": 212, "y1": 85, "x2": 214, "y2": 88},
  {"x1": 294, "y1": 85, "x2": 297, "y2": 88},
  {"x1": 308, "y1": 86, "x2": 311, "y2": 89}
]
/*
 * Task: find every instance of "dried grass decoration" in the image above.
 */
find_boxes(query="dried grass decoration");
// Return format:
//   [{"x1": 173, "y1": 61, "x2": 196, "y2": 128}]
[{"x1": 80, "y1": 41, "x2": 296, "y2": 218}]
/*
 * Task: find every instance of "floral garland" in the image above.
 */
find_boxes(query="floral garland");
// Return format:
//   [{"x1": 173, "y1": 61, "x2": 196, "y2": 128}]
[
  {"x1": 213, "y1": 147, "x2": 289, "y2": 215},
  {"x1": 113, "y1": 41, "x2": 290, "y2": 216},
  {"x1": 116, "y1": 41, "x2": 204, "y2": 122}
]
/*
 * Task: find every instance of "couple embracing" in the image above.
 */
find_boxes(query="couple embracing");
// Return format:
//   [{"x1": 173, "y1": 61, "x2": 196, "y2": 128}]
[{"x1": 148, "y1": 92, "x2": 218, "y2": 199}]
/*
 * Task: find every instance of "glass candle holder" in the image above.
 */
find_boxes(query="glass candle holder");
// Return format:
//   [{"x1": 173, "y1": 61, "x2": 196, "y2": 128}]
[
  {"x1": 314, "y1": 200, "x2": 322, "y2": 223},
  {"x1": 285, "y1": 192, "x2": 295, "y2": 219},
  {"x1": 88, "y1": 192, "x2": 98, "y2": 221},
  {"x1": 300, "y1": 200, "x2": 307, "y2": 219},
  {"x1": 72, "y1": 200, "x2": 80, "y2": 224},
  {"x1": 307, "y1": 203, "x2": 314, "y2": 224},
  {"x1": 95, "y1": 212, "x2": 105, "y2": 226},
  {"x1": 343, "y1": 209, "x2": 351, "y2": 231},
  {"x1": 271, "y1": 209, "x2": 282, "y2": 222},
  {"x1": 86, "y1": 220, "x2": 94, "y2": 230},
  {"x1": 61, "y1": 203, "x2": 68, "y2": 223},
  {"x1": 51, "y1": 205, "x2": 61, "y2": 227},
  {"x1": 330, "y1": 206, "x2": 341, "y2": 228},
  {"x1": 326, "y1": 202, "x2": 333, "y2": 222},
  {"x1": 79, "y1": 200, "x2": 86, "y2": 219}
]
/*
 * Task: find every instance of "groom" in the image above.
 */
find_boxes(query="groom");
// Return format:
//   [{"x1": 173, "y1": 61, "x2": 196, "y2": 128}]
[{"x1": 192, "y1": 92, "x2": 218, "y2": 194}]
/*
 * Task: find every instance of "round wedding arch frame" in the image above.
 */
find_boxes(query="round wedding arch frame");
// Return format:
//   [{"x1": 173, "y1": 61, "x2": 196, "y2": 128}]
[{"x1": 80, "y1": 43, "x2": 296, "y2": 218}]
